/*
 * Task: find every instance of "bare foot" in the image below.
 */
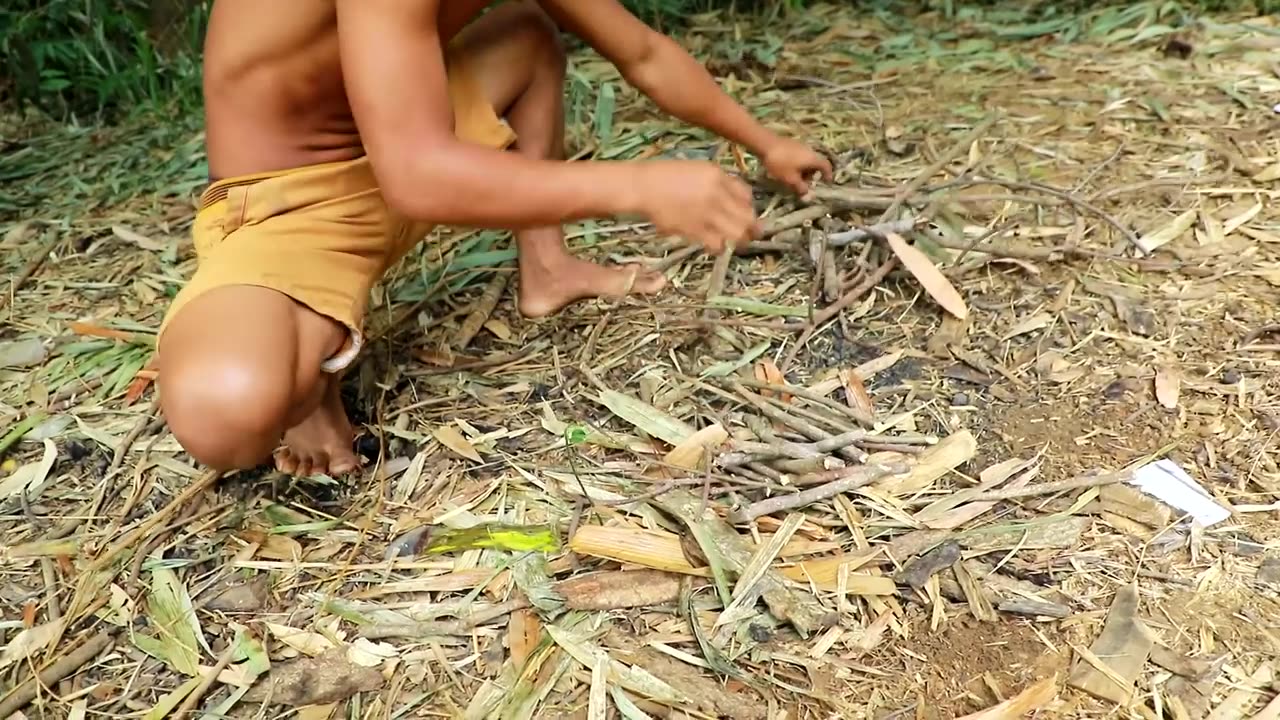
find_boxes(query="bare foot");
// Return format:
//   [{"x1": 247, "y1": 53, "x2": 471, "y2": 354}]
[
  {"x1": 517, "y1": 254, "x2": 667, "y2": 318},
  {"x1": 273, "y1": 380, "x2": 359, "y2": 477}
]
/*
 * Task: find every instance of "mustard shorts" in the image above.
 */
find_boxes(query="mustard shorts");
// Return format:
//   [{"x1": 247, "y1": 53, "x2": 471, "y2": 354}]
[{"x1": 159, "y1": 46, "x2": 517, "y2": 374}]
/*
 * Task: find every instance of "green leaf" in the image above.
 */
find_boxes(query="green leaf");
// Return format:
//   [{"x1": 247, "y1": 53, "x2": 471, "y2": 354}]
[
  {"x1": 594, "y1": 82, "x2": 616, "y2": 145},
  {"x1": 700, "y1": 341, "x2": 772, "y2": 379}
]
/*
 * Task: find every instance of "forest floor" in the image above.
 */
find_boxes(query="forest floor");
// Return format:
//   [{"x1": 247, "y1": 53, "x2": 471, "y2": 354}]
[{"x1": 3, "y1": 2, "x2": 1280, "y2": 719}]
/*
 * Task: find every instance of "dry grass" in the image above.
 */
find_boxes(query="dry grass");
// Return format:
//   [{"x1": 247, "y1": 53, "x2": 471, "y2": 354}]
[{"x1": 4, "y1": 3, "x2": 1280, "y2": 719}]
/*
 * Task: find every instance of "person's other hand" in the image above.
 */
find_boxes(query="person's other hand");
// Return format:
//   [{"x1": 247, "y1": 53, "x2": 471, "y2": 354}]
[
  {"x1": 637, "y1": 160, "x2": 761, "y2": 254},
  {"x1": 762, "y1": 138, "x2": 833, "y2": 196}
]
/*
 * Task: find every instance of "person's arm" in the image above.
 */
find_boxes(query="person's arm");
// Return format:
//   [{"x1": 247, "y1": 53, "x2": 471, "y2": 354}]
[
  {"x1": 336, "y1": 0, "x2": 640, "y2": 228},
  {"x1": 539, "y1": 0, "x2": 782, "y2": 159}
]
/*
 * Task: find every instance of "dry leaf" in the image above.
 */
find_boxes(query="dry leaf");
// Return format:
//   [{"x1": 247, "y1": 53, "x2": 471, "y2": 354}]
[
  {"x1": 1200, "y1": 210, "x2": 1225, "y2": 246},
  {"x1": 754, "y1": 358, "x2": 788, "y2": 401},
  {"x1": 956, "y1": 675, "x2": 1059, "y2": 719},
  {"x1": 1003, "y1": 313, "x2": 1052, "y2": 340},
  {"x1": 1223, "y1": 201, "x2": 1262, "y2": 236},
  {"x1": 433, "y1": 425, "x2": 482, "y2": 462},
  {"x1": 0, "y1": 619, "x2": 65, "y2": 669},
  {"x1": 1155, "y1": 366, "x2": 1181, "y2": 409},
  {"x1": 1136, "y1": 209, "x2": 1197, "y2": 254},
  {"x1": 838, "y1": 368, "x2": 874, "y2": 416},
  {"x1": 482, "y1": 319, "x2": 513, "y2": 341},
  {"x1": 112, "y1": 225, "x2": 168, "y2": 251},
  {"x1": 854, "y1": 350, "x2": 903, "y2": 380},
  {"x1": 884, "y1": 232, "x2": 969, "y2": 319},
  {"x1": 662, "y1": 423, "x2": 729, "y2": 471},
  {"x1": 265, "y1": 623, "x2": 336, "y2": 656},
  {"x1": 346, "y1": 638, "x2": 397, "y2": 668},
  {"x1": 1252, "y1": 162, "x2": 1280, "y2": 183},
  {"x1": 508, "y1": 608, "x2": 541, "y2": 668}
]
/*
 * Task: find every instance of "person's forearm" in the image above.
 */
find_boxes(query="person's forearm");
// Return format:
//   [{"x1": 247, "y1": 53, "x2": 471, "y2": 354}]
[
  {"x1": 380, "y1": 141, "x2": 640, "y2": 229},
  {"x1": 623, "y1": 35, "x2": 782, "y2": 159}
]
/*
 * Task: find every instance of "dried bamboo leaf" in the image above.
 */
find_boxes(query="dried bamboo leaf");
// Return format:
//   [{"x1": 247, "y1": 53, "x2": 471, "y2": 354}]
[
  {"x1": 884, "y1": 231, "x2": 968, "y2": 319},
  {"x1": 432, "y1": 425, "x2": 482, "y2": 462},
  {"x1": 1136, "y1": 209, "x2": 1197, "y2": 254},
  {"x1": 1067, "y1": 584, "x2": 1154, "y2": 704},
  {"x1": 0, "y1": 619, "x2": 66, "y2": 669},
  {"x1": 595, "y1": 389, "x2": 695, "y2": 446},
  {"x1": 955, "y1": 675, "x2": 1059, "y2": 719},
  {"x1": 545, "y1": 624, "x2": 687, "y2": 706},
  {"x1": 662, "y1": 423, "x2": 729, "y2": 471}
]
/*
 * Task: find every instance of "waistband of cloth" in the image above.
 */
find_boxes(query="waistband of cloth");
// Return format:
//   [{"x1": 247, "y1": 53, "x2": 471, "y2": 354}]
[{"x1": 198, "y1": 155, "x2": 374, "y2": 211}]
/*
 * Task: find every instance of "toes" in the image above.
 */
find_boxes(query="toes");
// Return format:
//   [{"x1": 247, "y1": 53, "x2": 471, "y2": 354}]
[
  {"x1": 629, "y1": 267, "x2": 668, "y2": 295},
  {"x1": 274, "y1": 448, "x2": 299, "y2": 475},
  {"x1": 329, "y1": 451, "x2": 359, "y2": 476}
]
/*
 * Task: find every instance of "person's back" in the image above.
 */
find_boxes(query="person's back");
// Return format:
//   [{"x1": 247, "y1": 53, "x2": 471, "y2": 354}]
[{"x1": 202, "y1": 0, "x2": 354, "y2": 180}]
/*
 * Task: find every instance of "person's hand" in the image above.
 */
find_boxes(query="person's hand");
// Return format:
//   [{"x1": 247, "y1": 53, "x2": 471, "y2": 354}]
[
  {"x1": 762, "y1": 138, "x2": 833, "y2": 197},
  {"x1": 635, "y1": 160, "x2": 760, "y2": 254}
]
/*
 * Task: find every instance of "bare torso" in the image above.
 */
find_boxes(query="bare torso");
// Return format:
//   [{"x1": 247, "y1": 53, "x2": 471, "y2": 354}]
[{"x1": 203, "y1": 0, "x2": 494, "y2": 180}]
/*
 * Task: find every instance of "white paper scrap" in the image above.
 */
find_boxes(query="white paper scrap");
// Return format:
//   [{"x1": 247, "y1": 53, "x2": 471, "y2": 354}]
[{"x1": 1129, "y1": 459, "x2": 1232, "y2": 527}]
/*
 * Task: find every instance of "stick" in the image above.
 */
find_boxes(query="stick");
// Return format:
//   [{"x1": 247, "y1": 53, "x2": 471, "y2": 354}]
[
  {"x1": 106, "y1": 396, "x2": 161, "y2": 474},
  {"x1": 875, "y1": 113, "x2": 999, "y2": 225},
  {"x1": 728, "y1": 463, "x2": 905, "y2": 524},
  {"x1": 719, "y1": 383, "x2": 867, "y2": 464},
  {"x1": 359, "y1": 599, "x2": 529, "y2": 639},
  {"x1": 904, "y1": 472, "x2": 1126, "y2": 507},
  {"x1": 822, "y1": 247, "x2": 840, "y2": 303},
  {"x1": 762, "y1": 205, "x2": 830, "y2": 235},
  {"x1": 736, "y1": 379, "x2": 875, "y2": 427},
  {"x1": 825, "y1": 218, "x2": 919, "y2": 247},
  {"x1": 172, "y1": 643, "x2": 238, "y2": 720},
  {"x1": 780, "y1": 257, "x2": 897, "y2": 371},
  {"x1": 452, "y1": 272, "x2": 509, "y2": 351},
  {"x1": 0, "y1": 631, "x2": 115, "y2": 718},
  {"x1": 0, "y1": 232, "x2": 61, "y2": 314}
]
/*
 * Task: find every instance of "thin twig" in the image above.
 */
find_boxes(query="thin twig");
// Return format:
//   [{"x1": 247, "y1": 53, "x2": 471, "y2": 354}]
[
  {"x1": 727, "y1": 463, "x2": 905, "y2": 524},
  {"x1": 780, "y1": 257, "x2": 897, "y2": 371},
  {"x1": 0, "y1": 232, "x2": 61, "y2": 314},
  {"x1": 172, "y1": 643, "x2": 238, "y2": 720},
  {"x1": 0, "y1": 631, "x2": 115, "y2": 718},
  {"x1": 876, "y1": 113, "x2": 1000, "y2": 225}
]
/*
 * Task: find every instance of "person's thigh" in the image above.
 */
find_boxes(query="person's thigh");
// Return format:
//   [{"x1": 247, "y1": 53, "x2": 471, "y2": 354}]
[{"x1": 158, "y1": 284, "x2": 343, "y2": 470}]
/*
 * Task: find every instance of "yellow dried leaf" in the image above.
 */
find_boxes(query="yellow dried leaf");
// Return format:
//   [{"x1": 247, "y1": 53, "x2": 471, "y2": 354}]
[
  {"x1": 956, "y1": 675, "x2": 1058, "y2": 719},
  {"x1": 264, "y1": 622, "x2": 335, "y2": 656},
  {"x1": 482, "y1": 318, "x2": 513, "y2": 342},
  {"x1": 1223, "y1": 201, "x2": 1262, "y2": 236},
  {"x1": 1002, "y1": 312, "x2": 1052, "y2": 340},
  {"x1": 433, "y1": 425, "x2": 482, "y2": 462},
  {"x1": 662, "y1": 423, "x2": 729, "y2": 471},
  {"x1": 838, "y1": 368, "x2": 874, "y2": 416},
  {"x1": 1252, "y1": 162, "x2": 1280, "y2": 183},
  {"x1": 1136, "y1": 209, "x2": 1197, "y2": 254},
  {"x1": 1200, "y1": 210, "x2": 1225, "y2": 246},
  {"x1": 0, "y1": 619, "x2": 65, "y2": 669},
  {"x1": 884, "y1": 232, "x2": 968, "y2": 319}
]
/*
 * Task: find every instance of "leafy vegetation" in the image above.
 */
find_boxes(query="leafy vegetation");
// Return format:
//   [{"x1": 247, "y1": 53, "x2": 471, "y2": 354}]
[{"x1": 0, "y1": 0, "x2": 1274, "y2": 121}]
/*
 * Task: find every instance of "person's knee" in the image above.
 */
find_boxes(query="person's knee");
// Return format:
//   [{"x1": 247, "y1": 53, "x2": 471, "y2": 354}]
[
  {"x1": 510, "y1": 2, "x2": 566, "y2": 73},
  {"x1": 159, "y1": 353, "x2": 294, "y2": 471}
]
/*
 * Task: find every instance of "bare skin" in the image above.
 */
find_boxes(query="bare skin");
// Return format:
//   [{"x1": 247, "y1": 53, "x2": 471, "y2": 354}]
[{"x1": 162, "y1": 0, "x2": 831, "y2": 477}]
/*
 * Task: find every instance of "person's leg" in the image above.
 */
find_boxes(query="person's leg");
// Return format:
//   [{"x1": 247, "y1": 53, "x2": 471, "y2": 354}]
[
  {"x1": 449, "y1": 2, "x2": 666, "y2": 318},
  {"x1": 158, "y1": 284, "x2": 359, "y2": 477}
]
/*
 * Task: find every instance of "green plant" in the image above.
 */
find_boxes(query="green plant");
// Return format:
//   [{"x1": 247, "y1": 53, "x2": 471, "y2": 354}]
[{"x1": 0, "y1": 0, "x2": 207, "y2": 120}]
